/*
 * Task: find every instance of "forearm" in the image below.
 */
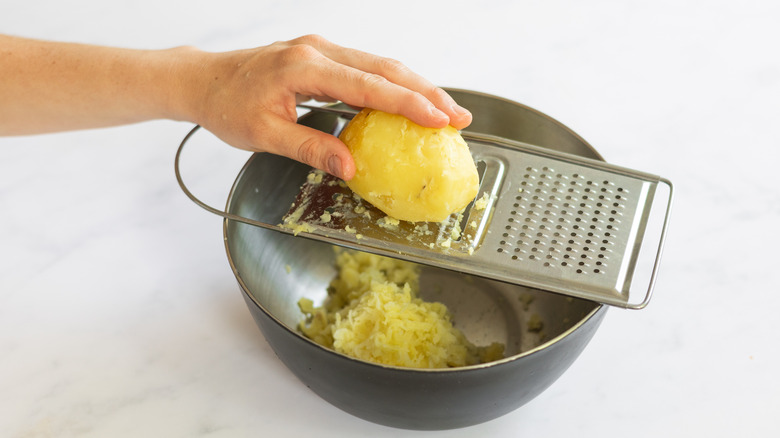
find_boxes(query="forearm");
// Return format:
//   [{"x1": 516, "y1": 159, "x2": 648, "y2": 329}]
[{"x1": 0, "y1": 35, "x2": 204, "y2": 135}]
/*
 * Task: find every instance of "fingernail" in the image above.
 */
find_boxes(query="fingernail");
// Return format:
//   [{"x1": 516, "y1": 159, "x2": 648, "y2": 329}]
[
  {"x1": 429, "y1": 106, "x2": 449, "y2": 122},
  {"x1": 327, "y1": 155, "x2": 343, "y2": 179},
  {"x1": 451, "y1": 104, "x2": 471, "y2": 117}
]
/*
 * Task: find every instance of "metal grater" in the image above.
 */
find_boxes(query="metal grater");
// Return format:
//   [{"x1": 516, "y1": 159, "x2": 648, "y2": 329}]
[{"x1": 175, "y1": 105, "x2": 673, "y2": 309}]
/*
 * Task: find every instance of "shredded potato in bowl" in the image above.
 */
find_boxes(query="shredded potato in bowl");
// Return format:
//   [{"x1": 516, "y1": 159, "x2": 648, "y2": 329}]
[{"x1": 298, "y1": 248, "x2": 504, "y2": 368}]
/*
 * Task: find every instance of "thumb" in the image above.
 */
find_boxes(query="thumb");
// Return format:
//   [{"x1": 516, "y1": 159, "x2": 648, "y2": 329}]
[{"x1": 260, "y1": 113, "x2": 355, "y2": 181}]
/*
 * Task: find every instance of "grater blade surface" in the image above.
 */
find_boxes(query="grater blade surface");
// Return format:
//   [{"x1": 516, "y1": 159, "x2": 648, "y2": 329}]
[{"x1": 275, "y1": 125, "x2": 672, "y2": 309}]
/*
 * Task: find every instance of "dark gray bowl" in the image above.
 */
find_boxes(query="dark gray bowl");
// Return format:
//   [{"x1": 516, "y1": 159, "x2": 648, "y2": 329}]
[{"x1": 222, "y1": 89, "x2": 608, "y2": 430}]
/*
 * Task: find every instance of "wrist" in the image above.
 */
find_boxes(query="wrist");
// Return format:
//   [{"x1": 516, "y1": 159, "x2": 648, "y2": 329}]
[{"x1": 158, "y1": 46, "x2": 212, "y2": 125}]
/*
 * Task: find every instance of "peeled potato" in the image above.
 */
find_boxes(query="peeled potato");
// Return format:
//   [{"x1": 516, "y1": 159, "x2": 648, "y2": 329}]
[{"x1": 339, "y1": 108, "x2": 479, "y2": 222}]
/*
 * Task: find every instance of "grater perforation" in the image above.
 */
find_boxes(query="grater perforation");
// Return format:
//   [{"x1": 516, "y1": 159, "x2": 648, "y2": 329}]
[{"x1": 497, "y1": 165, "x2": 632, "y2": 278}]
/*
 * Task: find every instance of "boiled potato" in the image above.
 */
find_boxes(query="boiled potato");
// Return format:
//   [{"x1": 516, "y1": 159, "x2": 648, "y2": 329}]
[{"x1": 339, "y1": 108, "x2": 479, "y2": 222}]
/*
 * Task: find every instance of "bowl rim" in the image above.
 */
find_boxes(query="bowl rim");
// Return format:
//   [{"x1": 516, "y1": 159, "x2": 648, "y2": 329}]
[{"x1": 223, "y1": 88, "x2": 607, "y2": 373}]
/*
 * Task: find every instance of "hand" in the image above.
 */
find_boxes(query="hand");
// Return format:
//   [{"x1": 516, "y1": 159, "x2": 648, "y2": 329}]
[{"x1": 188, "y1": 35, "x2": 472, "y2": 180}]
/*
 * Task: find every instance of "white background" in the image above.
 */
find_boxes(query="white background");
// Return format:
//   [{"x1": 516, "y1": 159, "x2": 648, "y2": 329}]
[{"x1": 1, "y1": 1, "x2": 778, "y2": 437}]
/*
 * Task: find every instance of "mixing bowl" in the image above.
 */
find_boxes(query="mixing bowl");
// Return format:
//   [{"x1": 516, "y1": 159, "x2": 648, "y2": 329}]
[{"x1": 220, "y1": 89, "x2": 608, "y2": 430}]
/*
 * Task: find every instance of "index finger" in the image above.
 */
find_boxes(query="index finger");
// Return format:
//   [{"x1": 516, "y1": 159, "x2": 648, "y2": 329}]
[
  {"x1": 291, "y1": 35, "x2": 472, "y2": 129},
  {"x1": 332, "y1": 51, "x2": 473, "y2": 129},
  {"x1": 296, "y1": 54, "x2": 455, "y2": 129}
]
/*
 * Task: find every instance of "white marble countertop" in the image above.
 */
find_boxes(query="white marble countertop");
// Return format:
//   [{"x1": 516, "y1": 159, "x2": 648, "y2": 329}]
[{"x1": 2, "y1": 1, "x2": 778, "y2": 437}]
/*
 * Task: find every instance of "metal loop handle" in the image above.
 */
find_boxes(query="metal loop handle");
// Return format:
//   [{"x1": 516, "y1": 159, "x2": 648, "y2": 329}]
[
  {"x1": 174, "y1": 125, "x2": 278, "y2": 231},
  {"x1": 174, "y1": 105, "x2": 354, "y2": 230},
  {"x1": 627, "y1": 177, "x2": 674, "y2": 310}
]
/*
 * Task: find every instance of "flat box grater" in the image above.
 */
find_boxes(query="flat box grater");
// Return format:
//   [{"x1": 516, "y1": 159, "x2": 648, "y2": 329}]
[{"x1": 176, "y1": 105, "x2": 673, "y2": 309}]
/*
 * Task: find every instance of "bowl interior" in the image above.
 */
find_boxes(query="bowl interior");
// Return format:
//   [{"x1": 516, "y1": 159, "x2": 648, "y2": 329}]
[{"x1": 227, "y1": 211, "x2": 598, "y2": 359}]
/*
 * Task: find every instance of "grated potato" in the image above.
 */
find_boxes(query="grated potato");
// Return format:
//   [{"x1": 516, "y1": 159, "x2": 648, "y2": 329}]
[{"x1": 298, "y1": 248, "x2": 504, "y2": 368}]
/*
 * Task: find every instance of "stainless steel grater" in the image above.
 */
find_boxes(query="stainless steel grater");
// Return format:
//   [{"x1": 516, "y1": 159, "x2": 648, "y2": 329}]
[{"x1": 176, "y1": 105, "x2": 673, "y2": 309}]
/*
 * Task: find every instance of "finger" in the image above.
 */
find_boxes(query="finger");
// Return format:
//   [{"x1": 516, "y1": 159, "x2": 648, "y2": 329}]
[
  {"x1": 337, "y1": 51, "x2": 472, "y2": 128},
  {"x1": 301, "y1": 37, "x2": 472, "y2": 129},
  {"x1": 332, "y1": 52, "x2": 472, "y2": 129},
  {"x1": 257, "y1": 111, "x2": 355, "y2": 180},
  {"x1": 296, "y1": 56, "x2": 452, "y2": 129}
]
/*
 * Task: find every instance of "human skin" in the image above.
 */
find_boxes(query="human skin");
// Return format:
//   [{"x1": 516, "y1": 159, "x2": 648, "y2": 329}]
[{"x1": 0, "y1": 34, "x2": 472, "y2": 180}]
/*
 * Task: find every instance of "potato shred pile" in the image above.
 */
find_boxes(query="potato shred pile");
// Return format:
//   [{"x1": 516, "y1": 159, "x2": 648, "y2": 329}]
[{"x1": 298, "y1": 249, "x2": 503, "y2": 368}]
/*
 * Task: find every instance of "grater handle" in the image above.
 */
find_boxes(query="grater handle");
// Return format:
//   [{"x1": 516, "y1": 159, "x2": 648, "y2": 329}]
[
  {"x1": 297, "y1": 103, "x2": 357, "y2": 118},
  {"x1": 174, "y1": 125, "x2": 281, "y2": 232},
  {"x1": 626, "y1": 177, "x2": 674, "y2": 310}
]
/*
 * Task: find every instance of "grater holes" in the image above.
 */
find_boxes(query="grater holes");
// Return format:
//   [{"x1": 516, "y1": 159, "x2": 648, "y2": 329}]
[{"x1": 502, "y1": 167, "x2": 626, "y2": 276}]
